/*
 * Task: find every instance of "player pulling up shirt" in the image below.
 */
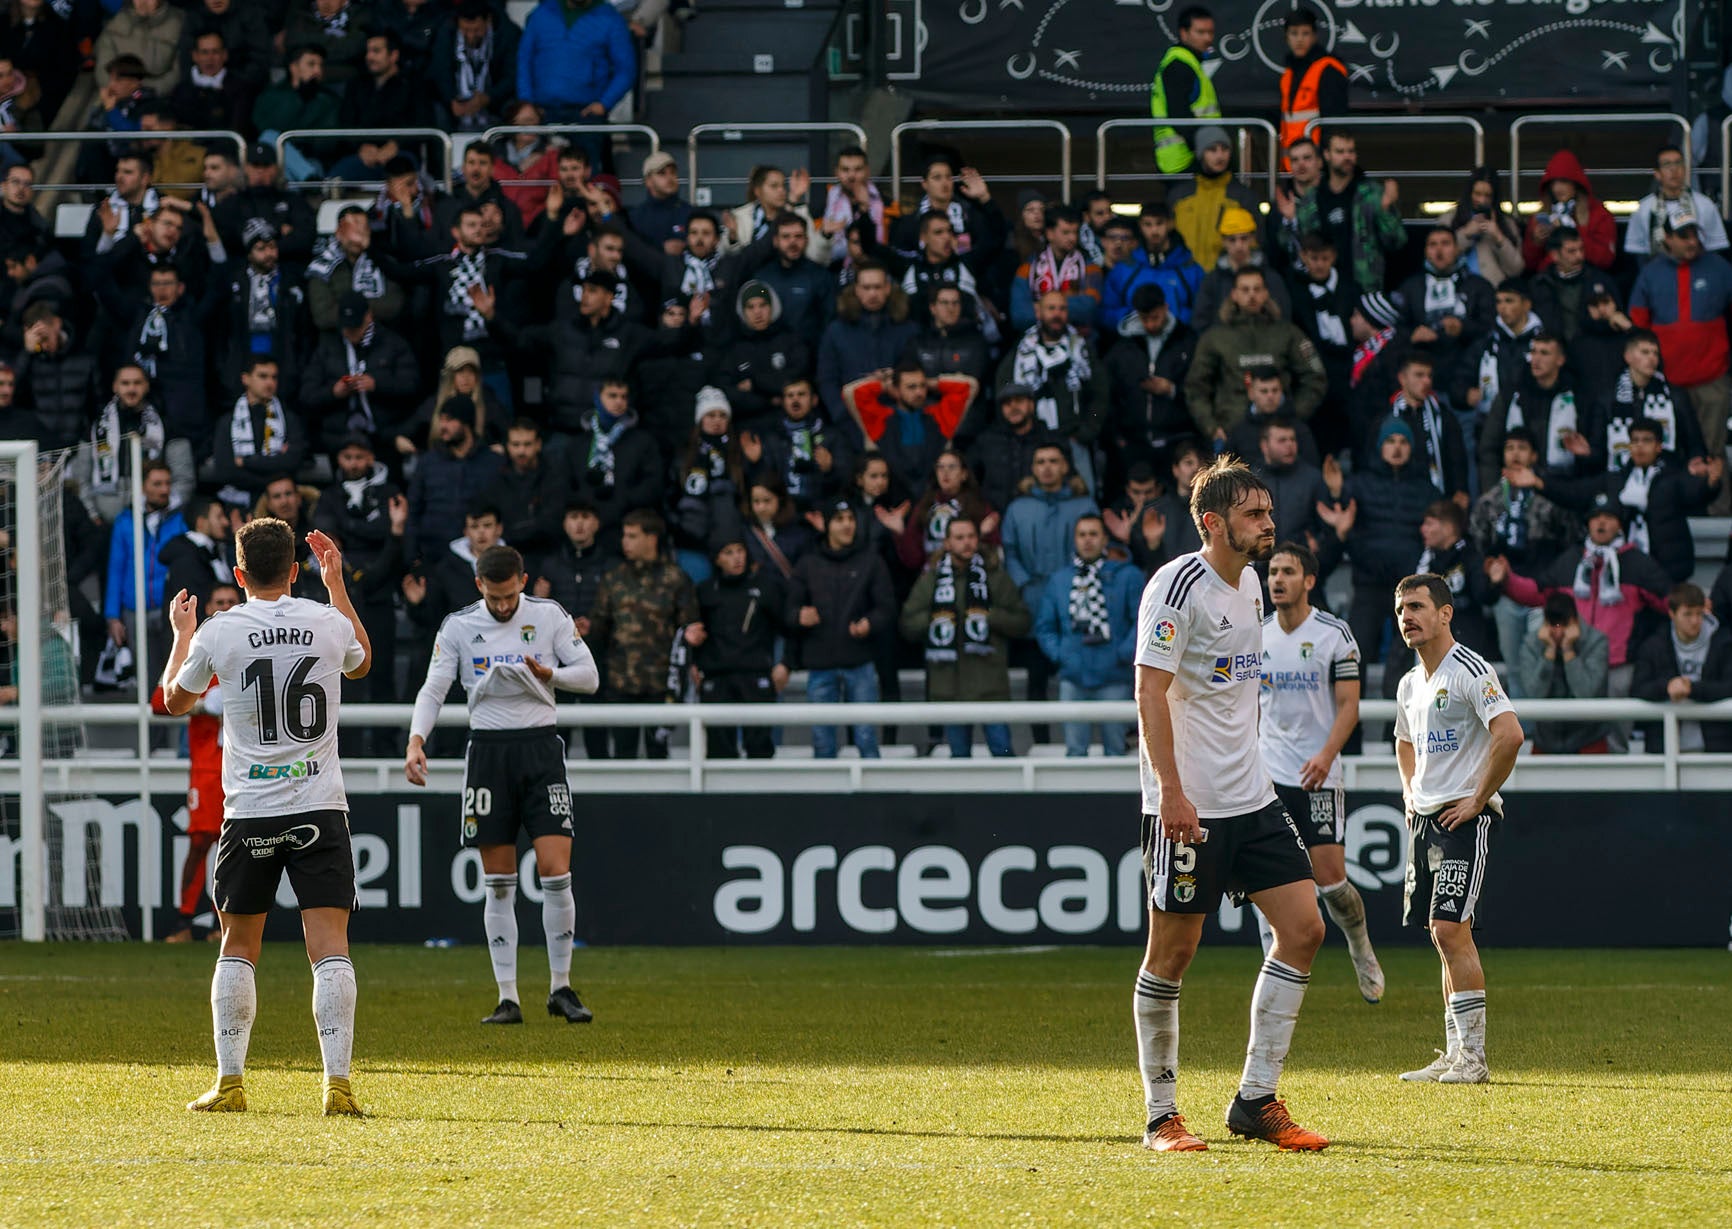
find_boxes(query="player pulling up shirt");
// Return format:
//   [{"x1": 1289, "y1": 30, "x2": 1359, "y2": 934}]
[{"x1": 405, "y1": 544, "x2": 600, "y2": 1027}]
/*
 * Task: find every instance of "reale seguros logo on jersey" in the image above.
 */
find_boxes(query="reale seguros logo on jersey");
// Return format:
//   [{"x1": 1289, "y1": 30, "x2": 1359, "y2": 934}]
[{"x1": 1212, "y1": 654, "x2": 1259, "y2": 683}]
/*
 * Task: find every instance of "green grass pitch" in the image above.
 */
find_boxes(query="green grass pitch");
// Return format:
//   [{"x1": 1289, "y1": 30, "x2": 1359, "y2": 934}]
[{"x1": 2, "y1": 943, "x2": 1728, "y2": 1226}]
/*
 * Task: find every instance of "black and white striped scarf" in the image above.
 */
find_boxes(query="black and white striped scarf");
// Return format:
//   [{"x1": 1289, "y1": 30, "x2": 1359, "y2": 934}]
[
  {"x1": 309, "y1": 239, "x2": 384, "y2": 298},
  {"x1": 1574, "y1": 538, "x2": 1625, "y2": 607},
  {"x1": 89, "y1": 399, "x2": 164, "y2": 494},
  {"x1": 1617, "y1": 463, "x2": 1658, "y2": 553},
  {"x1": 446, "y1": 247, "x2": 490, "y2": 340},
  {"x1": 341, "y1": 321, "x2": 376, "y2": 431},
  {"x1": 1390, "y1": 393, "x2": 1448, "y2": 493},
  {"x1": 1607, "y1": 371, "x2": 1679, "y2": 471},
  {"x1": 1068, "y1": 554, "x2": 1111, "y2": 644},
  {"x1": 246, "y1": 266, "x2": 278, "y2": 334},
  {"x1": 134, "y1": 304, "x2": 171, "y2": 374},
  {"x1": 106, "y1": 186, "x2": 159, "y2": 233},
  {"x1": 926, "y1": 550, "x2": 993, "y2": 662},
  {"x1": 453, "y1": 28, "x2": 494, "y2": 128}
]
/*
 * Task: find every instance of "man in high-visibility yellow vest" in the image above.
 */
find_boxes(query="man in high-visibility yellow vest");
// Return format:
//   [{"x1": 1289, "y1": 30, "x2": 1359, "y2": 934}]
[{"x1": 1150, "y1": 6, "x2": 1219, "y2": 175}]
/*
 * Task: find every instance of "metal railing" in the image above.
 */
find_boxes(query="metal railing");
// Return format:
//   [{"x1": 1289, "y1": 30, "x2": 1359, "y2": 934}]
[
  {"x1": 890, "y1": 119, "x2": 1073, "y2": 202},
  {"x1": 274, "y1": 127, "x2": 456, "y2": 191},
  {"x1": 1094, "y1": 117, "x2": 1280, "y2": 198},
  {"x1": 1508, "y1": 112, "x2": 1689, "y2": 206},
  {"x1": 20, "y1": 129, "x2": 246, "y2": 193},
  {"x1": 685, "y1": 122, "x2": 868, "y2": 205},
  {"x1": 1304, "y1": 114, "x2": 1486, "y2": 181}
]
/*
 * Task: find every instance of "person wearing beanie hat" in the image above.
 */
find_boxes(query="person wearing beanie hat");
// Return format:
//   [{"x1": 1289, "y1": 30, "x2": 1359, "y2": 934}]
[
  {"x1": 694, "y1": 385, "x2": 731, "y2": 424},
  {"x1": 1149, "y1": 7, "x2": 1220, "y2": 175},
  {"x1": 1295, "y1": 129, "x2": 1406, "y2": 293},
  {"x1": 789, "y1": 493, "x2": 897, "y2": 758},
  {"x1": 406, "y1": 383, "x2": 507, "y2": 561},
  {"x1": 670, "y1": 388, "x2": 747, "y2": 582},
  {"x1": 720, "y1": 280, "x2": 811, "y2": 422},
  {"x1": 1190, "y1": 204, "x2": 1293, "y2": 326},
  {"x1": 213, "y1": 204, "x2": 306, "y2": 401},
  {"x1": 1170, "y1": 116, "x2": 1259, "y2": 274},
  {"x1": 227, "y1": 134, "x2": 318, "y2": 265},
  {"x1": 688, "y1": 525, "x2": 792, "y2": 760}
]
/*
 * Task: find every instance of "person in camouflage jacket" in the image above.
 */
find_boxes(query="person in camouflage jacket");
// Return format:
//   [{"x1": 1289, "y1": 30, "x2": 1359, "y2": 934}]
[{"x1": 584, "y1": 508, "x2": 700, "y2": 759}]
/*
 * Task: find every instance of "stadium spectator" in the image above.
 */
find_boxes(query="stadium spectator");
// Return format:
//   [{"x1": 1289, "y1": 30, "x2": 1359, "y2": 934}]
[
  {"x1": 376, "y1": 0, "x2": 445, "y2": 76},
  {"x1": 567, "y1": 376, "x2": 662, "y2": 543},
  {"x1": 1277, "y1": 7, "x2": 1346, "y2": 155},
  {"x1": 300, "y1": 293, "x2": 420, "y2": 455},
  {"x1": 1191, "y1": 206, "x2": 1292, "y2": 327},
  {"x1": 1101, "y1": 461, "x2": 1160, "y2": 554},
  {"x1": 524, "y1": 267, "x2": 651, "y2": 436},
  {"x1": 1443, "y1": 167, "x2": 1527, "y2": 288},
  {"x1": 718, "y1": 281, "x2": 805, "y2": 424},
  {"x1": 999, "y1": 290, "x2": 1107, "y2": 490},
  {"x1": 628, "y1": 151, "x2": 692, "y2": 251},
  {"x1": 408, "y1": 393, "x2": 503, "y2": 560},
  {"x1": 1379, "y1": 498, "x2": 1493, "y2": 697},
  {"x1": 1296, "y1": 130, "x2": 1404, "y2": 293},
  {"x1": 1595, "y1": 327, "x2": 1706, "y2": 472},
  {"x1": 103, "y1": 459, "x2": 184, "y2": 676},
  {"x1": 1103, "y1": 203, "x2": 1190, "y2": 330},
  {"x1": 899, "y1": 515, "x2": 1029, "y2": 757},
  {"x1": 1382, "y1": 350, "x2": 1469, "y2": 507},
  {"x1": 329, "y1": 30, "x2": 424, "y2": 183},
  {"x1": 1185, "y1": 266, "x2": 1325, "y2": 445},
  {"x1": 1035, "y1": 512, "x2": 1139, "y2": 756},
  {"x1": 96, "y1": 0, "x2": 184, "y2": 95},
  {"x1": 0, "y1": 165, "x2": 46, "y2": 255},
  {"x1": 491, "y1": 104, "x2": 563, "y2": 226},
  {"x1": 1626, "y1": 146, "x2": 1728, "y2": 262},
  {"x1": 178, "y1": 0, "x2": 271, "y2": 95},
  {"x1": 82, "y1": 153, "x2": 157, "y2": 263},
  {"x1": 158, "y1": 494, "x2": 233, "y2": 620},
  {"x1": 1456, "y1": 279, "x2": 1542, "y2": 421},
  {"x1": 742, "y1": 477, "x2": 813, "y2": 579},
  {"x1": 748, "y1": 219, "x2": 834, "y2": 349},
  {"x1": 791, "y1": 496, "x2": 895, "y2": 759},
  {"x1": 1284, "y1": 232, "x2": 1355, "y2": 454},
  {"x1": 406, "y1": 500, "x2": 505, "y2": 631},
  {"x1": 1488, "y1": 492, "x2": 1670, "y2": 694},
  {"x1": 1009, "y1": 204, "x2": 1101, "y2": 335},
  {"x1": 534, "y1": 500, "x2": 618, "y2": 636},
  {"x1": 896, "y1": 447, "x2": 997, "y2": 573},
  {"x1": 1529, "y1": 230, "x2": 1623, "y2": 390},
  {"x1": 742, "y1": 375, "x2": 852, "y2": 512},
  {"x1": 1077, "y1": 190, "x2": 1116, "y2": 265},
  {"x1": 1474, "y1": 332, "x2": 1585, "y2": 483},
  {"x1": 12, "y1": 302, "x2": 99, "y2": 452},
  {"x1": 668, "y1": 389, "x2": 746, "y2": 581},
  {"x1": 585, "y1": 508, "x2": 699, "y2": 759},
  {"x1": 1393, "y1": 227, "x2": 1493, "y2": 404},
  {"x1": 431, "y1": 0, "x2": 521, "y2": 133},
  {"x1": 516, "y1": 0, "x2": 636, "y2": 166},
  {"x1": 1266, "y1": 135, "x2": 1322, "y2": 273},
  {"x1": 281, "y1": 0, "x2": 372, "y2": 87},
  {"x1": 1632, "y1": 583, "x2": 1732, "y2": 753},
  {"x1": 210, "y1": 355, "x2": 308, "y2": 510},
  {"x1": 968, "y1": 382, "x2": 1059, "y2": 515},
  {"x1": 1170, "y1": 127, "x2": 1257, "y2": 275},
  {"x1": 1320, "y1": 417, "x2": 1442, "y2": 662},
  {"x1": 1225, "y1": 367, "x2": 1317, "y2": 467},
  {"x1": 170, "y1": 28, "x2": 249, "y2": 133},
  {"x1": 901, "y1": 283, "x2": 992, "y2": 395},
  {"x1": 1469, "y1": 427, "x2": 1579, "y2": 673},
  {"x1": 485, "y1": 418, "x2": 565, "y2": 565},
  {"x1": 1519, "y1": 417, "x2": 1721, "y2": 584},
  {"x1": 689, "y1": 533, "x2": 791, "y2": 759},
  {"x1": 1521, "y1": 150, "x2": 1615, "y2": 273},
  {"x1": 254, "y1": 475, "x2": 329, "y2": 603},
  {"x1": 891, "y1": 156, "x2": 1002, "y2": 263},
  {"x1": 1148, "y1": 5, "x2": 1218, "y2": 175},
  {"x1": 1105, "y1": 284, "x2": 1196, "y2": 479},
  {"x1": 1136, "y1": 437, "x2": 1205, "y2": 572},
  {"x1": 252, "y1": 45, "x2": 340, "y2": 184},
  {"x1": 73, "y1": 363, "x2": 191, "y2": 523},
  {"x1": 819, "y1": 144, "x2": 884, "y2": 267},
  {"x1": 4, "y1": 0, "x2": 77, "y2": 126},
  {"x1": 1002, "y1": 442, "x2": 1097, "y2": 720},
  {"x1": 869, "y1": 209, "x2": 990, "y2": 329},
  {"x1": 307, "y1": 206, "x2": 405, "y2": 332},
  {"x1": 1628, "y1": 213, "x2": 1732, "y2": 485},
  {"x1": 1250, "y1": 416, "x2": 1335, "y2": 568},
  {"x1": 1518, "y1": 591, "x2": 1612, "y2": 754},
  {"x1": 818, "y1": 262, "x2": 917, "y2": 425},
  {"x1": 78, "y1": 55, "x2": 151, "y2": 186},
  {"x1": 215, "y1": 220, "x2": 303, "y2": 400},
  {"x1": 221, "y1": 143, "x2": 318, "y2": 266},
  {"x1": 406, "y1": 344, "x2": 506, "y2": 457},
  {"x1": 722, "y1": 165, "x2": 822, "y2": 261}
]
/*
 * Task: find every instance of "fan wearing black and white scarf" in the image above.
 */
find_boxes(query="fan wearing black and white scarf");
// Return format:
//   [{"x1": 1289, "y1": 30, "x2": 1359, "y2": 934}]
[
  {"x1": 444, "y1": 245, "x2": 491, "y2": 341},
  {"x1": 1472, "y1": 304, "x2": 1541, "y2": 410},
  {"x1": 309, "y1": 236, "x2": 385, "y2": 299},
  {"x1": 1011, "y1": 325, "x2": 1092, "y2": 432},
  {"x1": 1068, "y1": 554, "x2": 1111, "y2": 644},
  {"x1": 217, "y1": 395, "x2": 289, "y2": 506},
  {"x1": 583, "y1": 404, "x2": 633, "y2": 490},
  {"x1": 1388, "y1": 391, "x2": 1454, "y2": 494},
  {"x1": 926, "y1": 550, "x2": 994, "y2": 662},
  {"x1": 340, "y1": 319, "x2": 376, "y2": 432},
  {"x1": 1605, "y1": 368, "x2": 1689, "y2": 471},
  {"x1": 1573, "y1": 536, "x2": 1625, "y2": 608},
  {"x1": 452, "y1": 25, "x2": 494, "y2": 130},
  {"x1": 88, "y1": 396, "x2": 165, "y2": 497}
]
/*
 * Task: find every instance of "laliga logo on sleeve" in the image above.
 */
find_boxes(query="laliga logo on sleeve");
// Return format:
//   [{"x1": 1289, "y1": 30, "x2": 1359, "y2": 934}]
[{"x1": 1147, "y1": 618, "x2": 1177, "y2": 654}]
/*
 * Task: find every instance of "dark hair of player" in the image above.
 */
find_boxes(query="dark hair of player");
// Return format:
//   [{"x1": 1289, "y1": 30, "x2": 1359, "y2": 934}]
[
  {"x1": 1271, "y1": 540, "x2": 1318, "y2": 578},
  {"x1": 235, "y1": 517, "x2": 296, "y2": 588},
  {"x1": 475, "y1": 544, "x2": 524, "y2": 584},
  {"x1": 1395, "y1": 573, "x2": 1453, "y2": 612},
  {"x1": 1189, "y1": 455, "x2": 1267, "y2": 541}
]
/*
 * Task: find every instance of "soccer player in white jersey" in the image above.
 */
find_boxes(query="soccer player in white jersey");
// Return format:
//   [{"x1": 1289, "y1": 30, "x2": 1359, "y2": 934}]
[
  {"x1": 1391, "y1": 574, "x2": 1524, "y2": 1085},
  {"x1": 1132, "y1": 457, "x2": 1329, "y2": 1154},
  {"x1": 160, "y1": 518, "x2": 371, "y2": 1117},
  {"x1": 1258, "y1": 543, "x2": 1385, "y2": 1003},
  {"x1": 404, "y1": 544, "x2": 600, "y2": 1026}
]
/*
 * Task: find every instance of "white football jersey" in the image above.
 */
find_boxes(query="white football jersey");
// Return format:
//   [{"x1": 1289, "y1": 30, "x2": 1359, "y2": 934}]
[
  {"x1": 1260, "y1": 608, "x2": 1360, "y2": 789},
  {"x1": 1394, "y1": 641, "x2": 1517, "y2": 816},
  {"x1": 411, "y1": 595, "x2": 595, "y2": 736},
  {"x1": 1134, "y1": 552, "x2": 1276, "y2": 818},
  {"x1": 172, "y1": 594, "x2": 365, "y2": 819}
]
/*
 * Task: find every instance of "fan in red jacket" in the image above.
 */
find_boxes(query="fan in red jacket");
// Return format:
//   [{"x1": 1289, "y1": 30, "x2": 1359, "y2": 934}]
[{"x1": 1522, "y1": 150, "x2": 1616, "y2": 274}]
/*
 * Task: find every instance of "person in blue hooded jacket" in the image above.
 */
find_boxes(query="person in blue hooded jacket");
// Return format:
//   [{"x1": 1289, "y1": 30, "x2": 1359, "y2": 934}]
[
  {"x1": 1101, "y1": 201, "x2": 1203, "y2": 329},
  {"x1": 517, "y1": 0, "x2": 636, "y2": 165},
  {"x1": 1035, "y1": 513, "x2": 1141, "y2": 756},
  {"x1": 1001, "y1": 442, "x2": 1099, "y2": 718}
]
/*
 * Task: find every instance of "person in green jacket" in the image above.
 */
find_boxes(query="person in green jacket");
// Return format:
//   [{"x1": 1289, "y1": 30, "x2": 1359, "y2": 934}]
[
  {"x1": 251, "y1": 44, "x2": 342, "y2": 182},
  {"x1": 1149, "y1": 6, "x2": 1220, "y2": 174},
  {"x1": 1183, "y1": 266, "x2": 1327, "y2": 441},
  {"x1": 899, "y1": 515, "x2": 1030, "y2": 757},
  {"x1": 1294, "y1": 130, "x2": 1405, "y2": 292}
]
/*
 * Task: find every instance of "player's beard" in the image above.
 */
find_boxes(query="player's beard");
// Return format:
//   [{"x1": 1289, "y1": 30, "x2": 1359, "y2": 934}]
[{"x1": 1229, "y1": 526, "x2": 1275, "y2": 560}]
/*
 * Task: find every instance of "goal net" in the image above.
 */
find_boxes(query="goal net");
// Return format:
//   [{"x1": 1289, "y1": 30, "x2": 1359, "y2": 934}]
[{"x1": 0, "y1": 443, "x2": 129, "y2": 941}]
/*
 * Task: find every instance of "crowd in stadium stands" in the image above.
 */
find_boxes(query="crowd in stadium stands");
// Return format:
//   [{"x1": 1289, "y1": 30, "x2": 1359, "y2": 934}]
[{"x1": 2, "y1": 0, "x2": 1731, "y2": 758}]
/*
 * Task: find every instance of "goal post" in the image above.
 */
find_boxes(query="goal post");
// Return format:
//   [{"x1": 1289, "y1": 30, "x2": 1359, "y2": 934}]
[{"x1": 2, "y1": 439, "x2": 44, "y2": 941}]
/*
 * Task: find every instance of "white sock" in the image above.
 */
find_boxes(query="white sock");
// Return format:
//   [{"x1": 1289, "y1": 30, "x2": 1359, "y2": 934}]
[
  {"x1": 1253, "y1": 905, "x2": 1274, "y2": 957},
  {"x1": 1449, "y1": 990, "x2": 1486, "y2": 1057},
  {"x1": 211, "y1": 955, "x2": 255, "y2": 1078},
  {"x1": 1238, "y1": 958, "x2": 1310, "y2": 1100},
  {"x1": 1318, "y1": 880, "x2": 1374, "y2": 962},
  {"x1": 483, "y1": 873, "x2": 519, "y2": 1004},
  {"x1": 1444, "y1": 1003, "x2": 1460, "y2": 1054},
  {"x1": 541, "y1": 872, "x2": 576, "y2": 992},
  {"x1": 1134, "y1": 971, "x2": 1181, "y2": 1126},
  {"x1": 311, "y1": 954, "x2": 357, "y2": 1080}
]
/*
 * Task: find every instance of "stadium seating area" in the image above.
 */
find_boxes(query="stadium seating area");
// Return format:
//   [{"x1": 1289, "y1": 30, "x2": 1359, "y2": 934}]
[{"x1": 3, "y1": 0, "x2": 1732, "y2": 759}]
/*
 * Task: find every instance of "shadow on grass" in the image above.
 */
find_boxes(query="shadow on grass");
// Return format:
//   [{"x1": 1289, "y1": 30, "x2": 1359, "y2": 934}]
[{"x1": 1333, "y1": 1138, "x2": 1732, "y2": 1177}]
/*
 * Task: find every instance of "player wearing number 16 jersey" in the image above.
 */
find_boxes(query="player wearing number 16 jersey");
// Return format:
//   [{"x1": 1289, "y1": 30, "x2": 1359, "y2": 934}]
[
  {"x1": 1133, "y1": 458, "x2": 1329, "y2": 1155},
  {"x1": 404, "y1": 544, "x2": 599, "y2": 1027},
  {"x1": 161, "y1": 518, "x2": 371, "y2": 1117}
]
